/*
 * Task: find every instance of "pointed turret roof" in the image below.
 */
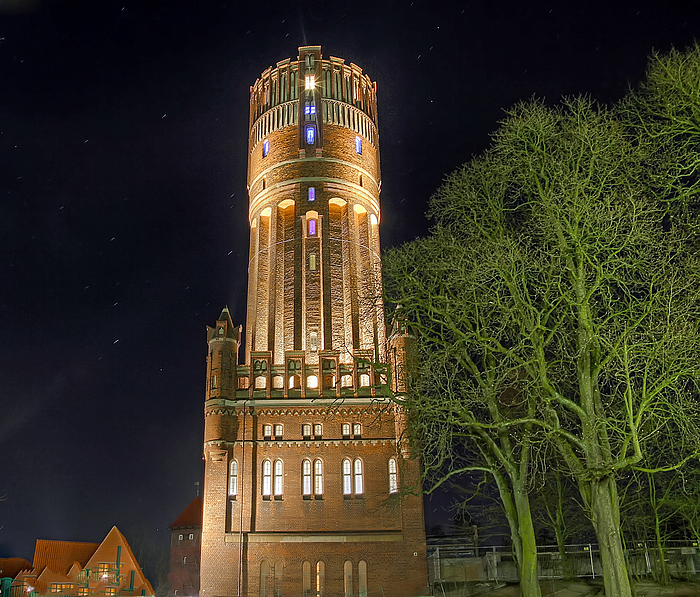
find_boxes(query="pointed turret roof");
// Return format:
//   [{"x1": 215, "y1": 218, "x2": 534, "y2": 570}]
[{"x1": 169, "y1": 496, "x2": 203, "y2": 528}]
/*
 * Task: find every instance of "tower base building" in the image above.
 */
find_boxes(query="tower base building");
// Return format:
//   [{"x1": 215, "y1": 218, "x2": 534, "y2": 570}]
[{"x1": 199, "y1": 46, "x2": 428, "y2": 597}]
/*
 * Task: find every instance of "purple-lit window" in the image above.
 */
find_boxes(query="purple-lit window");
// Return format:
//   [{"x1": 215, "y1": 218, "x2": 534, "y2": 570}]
[
  {"x1": 263, "y1": 139, "x2": 269, "y2": 157},
  {"x1": 308, "y1": 219, "x2": 317, "y2": 236},
  {"x1": 355, "y1": 136, "x2": 362, "y2": 154},
  {"x1": 308, "y1": 187, "x2": 315, "y2": 201},
  {"x1": 306, "y1": 125, "x2": 315, "y2": 145}
]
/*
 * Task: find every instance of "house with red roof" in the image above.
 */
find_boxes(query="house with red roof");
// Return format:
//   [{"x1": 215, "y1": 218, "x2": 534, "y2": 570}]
[{"x1": 11, "y1": 527, "x2": 153, "y2": 597}]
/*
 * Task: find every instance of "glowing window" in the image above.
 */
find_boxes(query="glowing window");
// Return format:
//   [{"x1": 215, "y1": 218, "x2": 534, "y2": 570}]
[
  {"x1": 315, "y1": 561, "x2": 325, "y2": 597},
  {"x1": 302, "y1": 423, "x2": 312, "y2": 438},
  {"x1": 354, "y1": 136, "x2": 362, "y2": 154},
  {"x1": 314, "y1": 423, "x2": 322, "y2": 437},
  {"x1": 353, "y1": 423, "x2": 362, "y2": 437},
  {"x1": 262, "y1": 460, "x2": 272, "y2": 496},
  {"x1": 229, "y1": 460, "x2": 238, "y2": 497},
  {"x1": 342, "y1": 423, "x2": 351, "y2": 437},
  {"x1": 305, "y1": 75, "x2": 315, "y2": 90},
  {"x1": 274, "y1": 460, "x2": 283, "y2": 496},
  {"x1": 342, "y1": 459, "x2": 352, "y2": 495},
  {"x1": 263, "y1": 139, "x2": 270, "y2": 157},
  {"x1": 274, "y1": 424, "x2": 283, "y2": 438},
  {"x1": 305, "y1": 104, "x2": 317, "y2": 116},
  {"x1": 263, "y1": 424, "x2": 273, "y2": 438},
  {"x1": 308, "y1": 374, "x2": 318, "y2": 388},
  {"x1": 309, "y1": 331, "x2": 318, "y2": 351},
  {"x1": 314, "y1": 459, "x2": 323, "y2": 495},
  {"x1": 354, "y1": 459, "x2": 364, "y2": 494},
  {"x1": 303, "y1": 459, "x2": 312, "y2": 496},
  {"x1": 360, "y1": 373, "x2": 370, "y2": 387},
  {"x1": 306, "y1": 125, "x2": 316, "y2": 145},
  {"x1": 308, "y1": 187, "x2": 315, "y2": 201},
  {"x1": 309, "y1": 253, "x2": 317, "y2": 271},
  {"x1": 308, "y1": 219, "x2": 316, "y2": 236},
  {"x1": 389, "y1": 458, "x2": 398, "y2": 493}
]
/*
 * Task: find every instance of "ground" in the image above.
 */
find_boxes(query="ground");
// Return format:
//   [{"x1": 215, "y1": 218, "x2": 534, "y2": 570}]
[{"x1": 458, "y1": 579, "x2": 700, "y2": 596}]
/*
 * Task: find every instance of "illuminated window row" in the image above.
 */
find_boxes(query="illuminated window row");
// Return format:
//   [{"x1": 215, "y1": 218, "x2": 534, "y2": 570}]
[
  {"x1": 258, "y1": 423, "x2": 364, "y2": 440},
  {"x1": 227, "y1": 457, "x2": 399, "y2": 498},
  {"x1": 299, "y1": 559, "x2": 368, "y2": 597}
]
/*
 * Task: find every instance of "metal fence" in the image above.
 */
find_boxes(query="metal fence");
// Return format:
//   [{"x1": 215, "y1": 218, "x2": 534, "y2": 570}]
[{"x1": 427, "y1": 540, "x2": 700, "y2": 594}]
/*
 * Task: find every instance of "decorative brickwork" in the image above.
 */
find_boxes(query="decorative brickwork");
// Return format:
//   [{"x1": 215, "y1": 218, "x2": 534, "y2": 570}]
[{"x1": 200, "y1": 46, "x2": 428, "y2": 597}]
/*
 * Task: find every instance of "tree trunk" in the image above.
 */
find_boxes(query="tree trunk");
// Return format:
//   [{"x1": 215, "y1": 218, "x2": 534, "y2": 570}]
[
  {"x1": 589, "y1": 477, "x2": 632, "y2": 597},
  {"x1": 513, "y1": 485, "x2": 542, "y2": 597}
]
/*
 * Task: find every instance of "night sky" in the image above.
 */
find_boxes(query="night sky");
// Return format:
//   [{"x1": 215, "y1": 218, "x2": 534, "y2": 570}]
[{"x1": 2, "y1": 0, "x2": 700, "y2": 579}]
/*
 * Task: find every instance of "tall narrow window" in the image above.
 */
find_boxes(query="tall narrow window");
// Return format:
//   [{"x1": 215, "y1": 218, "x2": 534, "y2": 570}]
[
  {"x1": 354, "y1": 459, "x2": 364, "y2": 495},
  {"x1": 314, "y1": 459, "x2": 324, "y2": 496},
  {"x1": 313, "y1": 423, "x2": 322, "y2": 437},
  {"x1": 353, "y1": 423, "x2": 362, "y2": 437},
  {"x1": 306, "y1": 125, "x2": 316, "y2": 144},
  {"x1": 274, "y1": 460, "x2": 284, "y2": 496},
  {"x1": 302, "y1": 423, "x2": 312, "y2": 438},
  {"x1": 229, "y1": 460, "x2": 238, "y2": 497},
  {"x1": 263, "y1": 139, "x2": 270, "y2": 157},
  {"x1": 302, "y1": 562, "x2": 311, "y2": 597},
  {"x1": 315, "y1": 562, "x2": 325, "y2": 597},
  {"x1": 308, "y1": 187, "x2": 315, "y2": 201},
  {"x1": 358, "y1": 561, "x2": 367, "y2": 597},
  {"x1": 354, "y1": 136, "x2": 362, "y2": 154},
  {"x1": 274, "y1": 424, "x2": 283, "y2": 438},
  {"x1": 305, "y1": 75, "x2": 315, "y2": 90},
  {"x1": 263, "y1": 424, "x2": 273, "y2": 438},
  {"x1": 388, "y1": 458, "x2": 398, "y2": 493},
  {"x1": 262, "y1": 460, "x2": 272, "y2": 496},
  {"x1": 309, "y1": 253, "x2": 317, "y2": 271},
  {"x1": 274, "y1": 561, "x2": 283, "y2": 597},
  {"x1": 343, "y1": 459, "x2": 352, "y2": 495},
  {"x1": 308, "y1": 218, "x2": 316, "y2": 236},
  {"x1": 260, "y1": 560, "x2": 270, "y2": 597},
  {"x1": 343, "y1": 561, "x2": 353, "y2": 597},
  {"x1": 342, "y1": 423, "x2": 351, "y2": 437},
  {"x1": 303, "y1": 459, "x2": 312, "y2": 496}
]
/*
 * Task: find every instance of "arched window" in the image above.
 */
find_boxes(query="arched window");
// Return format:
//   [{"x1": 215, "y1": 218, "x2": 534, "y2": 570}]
[
  {"x1": 306, "y1": 125, "x2": 316, "y2": 145},
  {"x1": 354, "y1": 136, "x2": 362, "y2": 154},
  {"x1": 229, "y1": 460, "x2": 238, "y2": 497},
  {"x1": 315, "y1": 561, "x2": 325, "y2": 597},
  {"x1": 314, "y1": 459, "x2": 324, "y2": 496},
  {"x1": 303, "y1": 459, "x2": 312, "y2": 496},
  {"x1": 343, "y1": 560, "x2": 353, "y2": 597},
  {"x1": 308, "y1": 187, "x2": 315, "y2": 201},
  {"x1": 274, "y1": 561, "x2": 283, "y2": 597},
  {"x1": 260, "y1": 560, "x2": 270, "y2": 597},
  {"x1": 302, "y1": 561, "x2": 311, "y2": 597},
  {"x1": 308, "y1": 218, "x2": 317, "y2": 236},
  {"x1": 354, "y1": 459, "x2": 364, "y2": 495},
  {"x1": 274, "y1": 460, "x2": 284, "y2": 496},
  {"x1": 388, "y1": 458, "x2": 398, "y2": 494},
  {"x1": 262, "y1": 460, "x2": 272, "y2": 496},
  {"x1": 358, "y1": 561, "x2": 367, "y2": 597},
  {"x1": 342, "y1": 459, "x2": 352, "y2": 495}
]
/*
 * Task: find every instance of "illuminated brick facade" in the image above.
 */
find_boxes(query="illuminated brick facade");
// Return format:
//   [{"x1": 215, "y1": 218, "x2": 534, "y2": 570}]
[{"x1": 200, "y1": 46, "x2": 428, "y2": 597}]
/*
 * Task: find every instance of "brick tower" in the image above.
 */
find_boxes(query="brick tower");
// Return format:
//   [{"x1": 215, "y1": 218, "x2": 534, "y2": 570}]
[{"x1": 200, "y1": 46, "x2": 428, "y2": 597}]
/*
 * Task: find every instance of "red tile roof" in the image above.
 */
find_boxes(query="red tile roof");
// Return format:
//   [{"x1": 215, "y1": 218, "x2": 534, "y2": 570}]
[
  {"x1": 32, "y1": 540, "x2": 99, "y2": 575},
  {"x1": 169, "y1": 496, "x2": 202, "y2": 528},
  {"x1": 0, "y1": 557, "x2": 32, "y2": 579}
]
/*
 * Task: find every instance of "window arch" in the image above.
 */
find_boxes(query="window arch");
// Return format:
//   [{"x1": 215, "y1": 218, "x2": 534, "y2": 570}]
[
  {"x1": 260, "y1": 560, "x2": 270, "y2": 597},
  {"x1": 358, "y1": 561, "x2": 367, "y2": 597},
  {"x1": 354, "y1": 459, "x2": 364, "y2": 495},
  {"x1": 388, "y1": 458, "x2": 398, "y2": 494},
  {"x1": 229, "y1": 460, "x2": 238, "y2": 497},
  {"x1": 274, "y1": 460, "x2": 284, "y2": 496},
  {"x1": 262, "y1": 460, "x2": 272, "y2": 496},
  {"x1": 302, "y1": 561, "x2": 311, "y2": 597},
  {"x1": 342, "y1": 459, "x2": 352, "y2": 495},
  {"x1": 315, "y1": 561, "x2": 325, "y2": 597},
  {"x1": 314, "y1": 459, "x2": 324, "y2": 496},
  {"x1": 274, "y1": 561, "x2": 283, "y2": 597},
  {"x1": 343, "y1": 561, "x2": 353, "y2": 597},
  {"x1": 302, "y1": 459, "x2": 312, "y2": 496}
]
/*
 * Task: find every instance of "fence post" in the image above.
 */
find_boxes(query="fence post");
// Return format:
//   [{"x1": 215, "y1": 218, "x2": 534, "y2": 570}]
[{"x1": 589, "y1": 544, "x2": 595, "y2": 579}]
